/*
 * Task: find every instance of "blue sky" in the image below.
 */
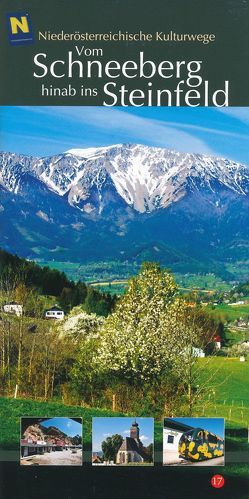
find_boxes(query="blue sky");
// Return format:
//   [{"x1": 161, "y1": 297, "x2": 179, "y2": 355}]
[
  {"x1": 92, "y1": 417, "x2": 154, "y2": 453},
  {"x1": 172, "y1": 417, "x2": 224, "y2": 438},
  {"x1": 0, "y1": 106, "x2": 248, "y2": 164},
  {"x1": 41, "y1": 417, "x2": 82, "y2": 437}
]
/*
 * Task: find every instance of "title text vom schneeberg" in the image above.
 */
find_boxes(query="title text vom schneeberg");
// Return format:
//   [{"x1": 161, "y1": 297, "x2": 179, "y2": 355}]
[{"x1": 33, "y1": 50, "x2": 229, "y2": 106}]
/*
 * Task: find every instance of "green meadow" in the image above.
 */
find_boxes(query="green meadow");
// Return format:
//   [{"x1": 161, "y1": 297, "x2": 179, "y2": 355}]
[
  {"x1": 195, "y1": 357, "x2": 249, "y2": 424},
  {"x1": 207, "y1": 303, "x2": 249, "y2": 322}
]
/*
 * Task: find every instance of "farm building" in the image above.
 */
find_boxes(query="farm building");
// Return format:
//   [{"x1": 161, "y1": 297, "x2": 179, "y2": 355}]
[
  {"x1": 3, "y1": 301, "x2": 23, "y2": 317},
  {"x1": 45, "y1": 305, "x2": 65, "y2": 320}
]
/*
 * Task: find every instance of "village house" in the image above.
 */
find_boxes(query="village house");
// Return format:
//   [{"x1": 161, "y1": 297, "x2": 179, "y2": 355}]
[
  {"x1": 116, "y1": 420, "x2": 150, "y2": 464},
  {"x1": 164, "y1": 418, "x2": 193, "y2": 453},
  {"x1": 192, "y1": 347, "x2": 205, "y2": 358},
  {"x1": 3, "y1": 301, "x2": 23, "y2": 317},
  {"x1": 45, "y1": 305, "x2": 65, "y2": 320}
]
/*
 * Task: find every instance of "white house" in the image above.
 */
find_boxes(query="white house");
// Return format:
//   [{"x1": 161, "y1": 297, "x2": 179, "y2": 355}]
[
  {"x1": 3, "y1": 301, "x2": 23, "y2": 317},
  {"x1": 45, "y1": 306, "x2": 65, "y2": 320},
  {"x1": 192, "y1": 347, "x2": 205, "y2": 358},
  {"x1": 163, "y1": 419, "x2": 193, "y2": 453}
]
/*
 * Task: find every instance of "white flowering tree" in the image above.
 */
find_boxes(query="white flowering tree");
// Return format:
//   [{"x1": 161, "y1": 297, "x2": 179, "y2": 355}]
[
  {"x1": 71, "y1": 263, "x2": 216, "y2": 413},
  {"x1": 96, "y1": 262, "x2": 196, "y2": 385},
  {"x1": 59, "y1": 308, "x2": 104, "y2": 341}
]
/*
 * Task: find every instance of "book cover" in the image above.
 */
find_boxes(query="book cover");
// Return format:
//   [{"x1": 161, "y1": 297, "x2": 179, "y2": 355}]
[{"x1": 0, "y1": 1, "x2": 248, "y2": 497}]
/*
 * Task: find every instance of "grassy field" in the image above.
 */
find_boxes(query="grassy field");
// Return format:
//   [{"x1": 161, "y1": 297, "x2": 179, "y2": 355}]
[
  {"x1": 1, "y1": 357, "x2": 248, "y2": 445},
  {"x1": 195, "y1": 357, "x2": 249, "y2": 424},
  {"x1": 90, "y1": 281, "x2": 128, "y2": 296},
  {"x1": 37, "y1": 260, "x2": 140, "y2": 283},
  {"x1": 226, "y1": 262, "x2": 249, "y2": 282},
  {"x1": 90, "y1": 276, "x2": 229, "y2": 297},
  {"x1": 176, "y1": 273, "x2": 229, "y2": 291},
  {"x1": 0, "y1": 394, "x2": 247, "y2": 446},
  {"x1": 0, "y1": 355, "x2": 248, "y2": 490},
  {"x1": 207, "y1": 303, "x2": 249, "y2": 322}
]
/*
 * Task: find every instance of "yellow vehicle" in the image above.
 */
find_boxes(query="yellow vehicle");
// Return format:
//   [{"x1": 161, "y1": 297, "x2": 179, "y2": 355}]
[{"x1": 178, "y1": 428, "x2": 224, "y2": 462}]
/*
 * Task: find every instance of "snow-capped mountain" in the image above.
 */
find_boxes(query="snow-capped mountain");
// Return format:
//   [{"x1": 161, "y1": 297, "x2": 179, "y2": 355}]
[
  {"x1": 1, "y1": 144, "x2": 248, "y2": 215},
  {"x1": 66, "y1": 144, "x2": 249, "y2": 213},
  {"x1": 0, "y1": 144, "x2": 248, "y2": 278}
]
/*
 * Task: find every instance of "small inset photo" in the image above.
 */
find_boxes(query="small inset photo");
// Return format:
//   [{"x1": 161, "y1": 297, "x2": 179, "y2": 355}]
[
  {"x1": 92, "y1": 417, "x2": 154, "y2": 466},
  {"x1": 20, "y1": 417, "x2": 83, "y2": 466},
  {"x1": 163, "y1": 417, "x2": 224, "y2": 466}
]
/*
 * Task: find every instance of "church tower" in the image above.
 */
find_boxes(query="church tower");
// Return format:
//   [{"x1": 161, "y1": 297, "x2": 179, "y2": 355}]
[{"x1": 130, "y1": 420, "x2": 140, "y2": 441}]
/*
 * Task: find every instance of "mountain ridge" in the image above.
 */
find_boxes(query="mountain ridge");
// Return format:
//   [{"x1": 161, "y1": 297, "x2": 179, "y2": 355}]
[
  {"x1": 0, "y1": 144, "x2": 248, "y2": 215},
  {"x1": 0, "y1": 144, "x2": 248, "y2": 279}
]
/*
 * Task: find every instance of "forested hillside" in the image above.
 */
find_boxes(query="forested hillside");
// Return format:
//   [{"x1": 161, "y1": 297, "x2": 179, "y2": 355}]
[{"x1": 0, "y1": 248, "x2": 116, "y2": 315}]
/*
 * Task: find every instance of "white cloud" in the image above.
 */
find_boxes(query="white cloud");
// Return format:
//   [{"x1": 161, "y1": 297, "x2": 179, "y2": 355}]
[
  {"x1": 103, "y1": 433, "x2": 111, "y2": 437},
  {"x1": 15, "y1": 106, "x2": 249, "y2": 162},
  {"x1": 217, "y1": 107, "x2": 249, "y2": 126},
  {"x1": 140, "y1": 435, "x2": 149, "y2": 442},
  {"x1": 165, "y1": 119, "x2": 248, "y2": 140},
  {"x1": 123, "y1": 430, "x2": 130, "y2": 435},
  {"x1": 4, "y1": 132, "x2": 77, "y2": 149}
]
